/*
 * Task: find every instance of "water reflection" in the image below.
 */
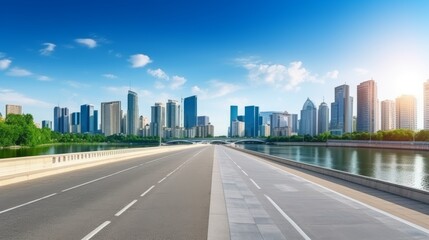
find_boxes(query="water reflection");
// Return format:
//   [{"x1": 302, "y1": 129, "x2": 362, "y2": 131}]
[{"x1": 238, "y1": 144, "x2": 429, "y2": 191}]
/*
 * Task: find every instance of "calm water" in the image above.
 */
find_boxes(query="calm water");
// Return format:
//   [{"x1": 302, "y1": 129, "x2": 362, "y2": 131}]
[
  {"x1": 237, "y1": 144, "x2": 429, "y2": 191},
  {"x1": 0, "y1": 144, "x2": 151, "y2": 159}
]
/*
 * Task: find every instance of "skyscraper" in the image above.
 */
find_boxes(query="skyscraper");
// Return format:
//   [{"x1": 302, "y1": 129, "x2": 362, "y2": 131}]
[
  {"x1": 41, "y1": 120, "x2": 52, "y2": 130},
  {"x1": 244, "y1": 105, "x2": 259, "y2": 137},
  {"x1": 318, "y1": 102, "x2": 329, "y2": 134},
  {"x1": 357, "y1": 80, "x2": 378, "y2": 133},
  {"x1": 150, "y1": 102, "x2": 165, "y2": 137},
  {"x1": 54, "y1": 106, "x2": 61, "y2": 132},
  {"x1": 166, "y1": 99, "x2": 179, "y2": 128},
  {"x1": 94, "y1": 110, "x2": 99, "y2": 133},
  {"x1": 184, "y1": 95, "x2": 197, "y2": 129},
  {"x1": 381, "y1": 100, "x2": 396, "y2": 131},
  {"x1": 80, "y1": 104, "x2": 95, "y2": 134},
  {"x1": 229, "y1": 105, "x2": 238, "y2": 137},
  {"x1": 424, "y1": 80, "x2": 429, "y2": 129},
  {"x1": 5, "y1": 104, "x2": 22, "y2": 117},
  {"x1": 396, "y1": 95, "x2": 417, "y2": 130},
  {"x1": 299, "y1": 98, "x2": 317, "y2": 136},
  {"x1": 330, "y1": 84, "x2": 353, "y2": 135},
  {"x1": 197, "y1": 116, "x2": 209, "y2": 126},
  {"x1": 127, "y1": 90, "x2": 139, "y2": 135},
  {"x1": 71, "y1": 112, "x2": 80, "y2": 133},
  {"x1": 60, "y1": 107, "x2": 70, "y2": 133},
  {"x1": 270, "y1": 112, "x2": 291, "y2": 136},
  {"x1": 101, "y1": 101, "x2": 121, "y2": 136}
]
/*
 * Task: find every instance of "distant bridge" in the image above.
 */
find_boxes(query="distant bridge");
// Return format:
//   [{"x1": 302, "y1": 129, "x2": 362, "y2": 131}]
[{"x1": 165, "y1": 138, "x2": 266, "y2": 145}]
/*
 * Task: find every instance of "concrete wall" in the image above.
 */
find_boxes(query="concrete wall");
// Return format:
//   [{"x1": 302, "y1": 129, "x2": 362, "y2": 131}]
[
  {"x1": 230, "y1": 146, "x2": 429, "y2": 204},
  {"x1": 0, "y1": 145, "x2": 202, "y2": 186}
]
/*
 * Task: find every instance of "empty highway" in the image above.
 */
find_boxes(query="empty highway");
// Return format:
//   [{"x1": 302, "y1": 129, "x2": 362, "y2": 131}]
[{"x1": 0, "y1": 145, "x2": 428, "y2": 240}]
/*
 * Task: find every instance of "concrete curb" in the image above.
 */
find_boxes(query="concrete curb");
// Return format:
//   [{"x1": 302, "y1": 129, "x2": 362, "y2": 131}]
[
  {"x1": 207, "y1": 148, "x2": 230, "y2": 240},
  {"x1": 230, "y1": 146, "x2": 429, "y2": 204}
]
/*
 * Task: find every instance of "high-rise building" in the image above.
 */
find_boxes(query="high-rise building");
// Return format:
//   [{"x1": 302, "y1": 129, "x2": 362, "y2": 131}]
[
  {"x1": 197, "y1": 116, "x2": 209, "y2": 126},
  {"x1": 127, "y1": 90, "x2": 139, "y2": 135},
  {"x1": 330, "y1": 84, "x2": 353, "y2": 135},
  {"x1": 424, "y1": 80, "x2": 429, "y2": 129},
  {"x1": 357, "y1": 80, "x2": 379, "y2": 133},
  {"x1": 80, "y1": 104, "x2": 95, "y2": 134},
  {"x1": 291, "y1": 114, "x2": 298, "y2": 134},
  {"x1": 318, "y1": 102, "x2": 329, "y2": 134},
  {"x1": 299, "y1": 98, "x2": 317, "y2": 136},
  {"x1": 71, "y1": 112, "x2": 80, "y2": 133},
  {"x1": 53, "y1": 106, "x2": 70, "y2": 133},
  {"x1": 244, "y1": 105, "x2": 259, "y2": 137},
  {"x1": 396, "y1": 95, "x2": 417, "y2": 130},
  {"x1": 94, "y1": 110, "x2": 99, "y2": 133},
  {"x1": 270, "y1": 112, "x2": 291, "y2": 137},
  {"x1": 184, "y1": 95, "x2": 197, "y2": 129},
  {"x1": 150, "y1": 102, "x2": 165, "y2": 137},
  {"x1": 381, "y1": 100, "x2": 396, "y2": 131},
  {"x1": 54, "y1": 106, "x2": 61, "y2": 132},
  {"x1": 101, "y1": 101, "x2": 121, "y2": 136},
  {"x1": 5, "y1": 104, "x2": 22, "y2": 117},
  {"x1": 237, "y1": 115, "x2": 244, "y2": 122},
  {"x1": 41, "y1": 120, "x2": 52, "y2": 130},
  {"x1": 166, "y1": 99, "x2": 179, "y2": 129},
  {"x1": 231, "y1": 120, "x2": 244, "y2": 137},
  {"x1": 229, "y1": 106, "x2": 238, "y2": 137}
]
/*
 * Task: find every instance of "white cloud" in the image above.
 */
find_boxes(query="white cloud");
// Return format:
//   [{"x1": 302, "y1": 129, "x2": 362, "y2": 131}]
[
  {"x1": 240, "y1": 59, "x2": 335, "y2": 91},
  {"x1": 39, "y1": 43, "x2": 56, "y2": 56},
  {"x1": 102, "y1": 73, "x2": 118, "y2": 79},
  {"x1": 6, "y1": 67, "x2": 33, "y2": 77},
  {"x1": 325, "y1": 70, "x2": 339, "y2": 79},
  {"x1": 0, "y1": 89, "x2": 52, "y2": 107},
  {"x1": 191, "y1": 80, "x2": 240, "y2": 99},
  {"x1": 66, "y1": 80, "x2": 90, "y2": 89},
  {"x1": 170, "y1": 76, "x2": 186, "y2": 89},
  {"x1": 154, "y1": 81, "x2": 165, "y2": 89},
  {"x1": 75, "y1": 38, "x2": 97, "y2": 48},
  {"x1": 38, "y1": 75, "x2": 52, "y2": 81},
  {"x1": 0, "y1": 59, "x2": 12, "y2": 70},
  {"x1": 354, "y1": 67, "x2": 369, "y2": 75},
  {"x1": 129, "y1": 54, "x2": 151, "y2": 68},
  {"x1": 148, "y1": 68, "x2": 169, "y2": 80}
]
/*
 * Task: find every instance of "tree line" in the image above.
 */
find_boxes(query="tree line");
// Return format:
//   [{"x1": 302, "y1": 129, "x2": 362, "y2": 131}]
[{"x1": 0, "y1": 114, "x2": 160, "y2": 147}]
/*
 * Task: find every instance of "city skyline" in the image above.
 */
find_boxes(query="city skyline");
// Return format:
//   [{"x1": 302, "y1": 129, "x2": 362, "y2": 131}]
[{"x1": 1, "y1": 1, "x2": 429, "y2": 136}]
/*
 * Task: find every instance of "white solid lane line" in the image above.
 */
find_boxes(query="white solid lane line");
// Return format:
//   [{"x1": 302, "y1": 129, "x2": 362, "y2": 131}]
[
  {"x1": 0, "y1": 193, "x2": 57, "y2": 215},
  {"x1": 158, "y1": 177, "x2": 167, "y2": 183},
  {"x1": 141, "y1": 185, "x2": 155, "y2": 197},
  {"x1": 241, "y1": 170, "x2": 248, "y2": 176},
  {"x1": 115, "y1": 200, "x2": 138, "y2": 217},
  {"x1": 81, "y1": 221, "x2": 111, "y2": 240},
  {"x1": 265, "y1": 194, "x2": 311, "y2": 240},
  {"x1": 250, "y1": 178, "x2": 261, "y2": 190}
]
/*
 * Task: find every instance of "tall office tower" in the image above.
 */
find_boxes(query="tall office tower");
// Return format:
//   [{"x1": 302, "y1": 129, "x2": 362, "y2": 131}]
[
  {"x1": 60, "y1": 107, "x2": 70, "y2": 133},
  {"x1": 244, "y1": 105, "x2": 259, "y2": 137},
  {"x1": 381, "y1": 100, "x2": 396, "y2": 131},
  {"x1": 357, "y1": 80, "x2": 379, "y2": 133},
  {"x1": 299, "y1": 98, "x2": 317, "y2": 136},
  {"x1": 127, "y1": 90, "x2": 139, "y2": 135},
  {"x1": 396, "y1": 95, "x2": 417, "y2": 130},
  {"x1": 231, "y1": 120, "x2": 244, "y2": 137},
  {"x1": 184, "y1": 95, "x2": 197, "y2": 129},
  {"x1": 71, "y1": 112, "x2": 80, "y2": 133},
  {"x1": 5, "y1": 104, "x2": 22, "y2": 117},
  {"x1": 54, "y1": 106, "x2": 61, "y2": 132},
  {"x1": 197, "y1": 116, "x2": 209, "y2": 126},
  {"x1": 41, "y1": 120, "x2": 52, "y2": 129},
  {"x1": 166, "y1": 99, "x2": 179, "y2": 128},
  {"x1": 291, "y1": 114, "x2": 298, "y2": 134},
  {"x1": 270, "y1": 112, "x2": 291, "y2": 137},
  {"x1": 150, "y1": 102, "x2": 165, "y2": 137},
  {"x1": 101, "y1": 101, "x2": 121, "y2": 136},
  {"x1": 121, "y1": 113, "x2": 127, "y2": 135},
  {"x1": 330, "y1": 84, "x2": 353, "y2": 135},
  {"x1": 229, "y1": 105, "x2": 238, "y2": 137},
  {"x1": 424, "y1": 80, "x2": 429, "y2": 129},
  {"x1": 318, "y1": 102, "x2": 329, "y2": 134},
  {"x1": 93, "y1": 110, "x2": 98, "y2": 133},
  {"x1": 80, "y1": 104, "x2": 95, "y2": 134}
]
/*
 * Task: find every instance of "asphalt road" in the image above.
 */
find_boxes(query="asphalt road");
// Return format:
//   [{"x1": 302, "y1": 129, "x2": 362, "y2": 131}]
[
  {"x1": 216, "y1": 146, "x2": 429, "y2": 240},
  {"x1": 0, "y1": 145, "x2": 213, "y2": 240}
]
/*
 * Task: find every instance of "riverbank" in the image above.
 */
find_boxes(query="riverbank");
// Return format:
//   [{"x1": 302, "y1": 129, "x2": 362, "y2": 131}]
[{"x1": 271, "y1": 140, "x2": 429, "y2": 151}]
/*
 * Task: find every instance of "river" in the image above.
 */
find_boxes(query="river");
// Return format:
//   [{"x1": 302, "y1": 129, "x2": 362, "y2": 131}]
[{"x1": 236, "y1": 144, "x2": 429, "y2": 191}]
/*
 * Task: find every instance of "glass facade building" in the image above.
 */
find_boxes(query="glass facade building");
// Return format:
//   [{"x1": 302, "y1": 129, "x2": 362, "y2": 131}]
[
  {"x1": 127, "y1": 90, "x2": 139, "y2": 135},
  {"x1": 244, "y1": 105, "x2": 259, "y2": 137},
  {"x1": 184, "y1": 95, "x2": 197, "y2": 129}
]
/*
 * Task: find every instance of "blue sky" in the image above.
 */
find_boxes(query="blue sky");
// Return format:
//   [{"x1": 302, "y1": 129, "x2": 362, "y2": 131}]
[{"x1": 1, "y1": 0, "x2": 429, "y2": 135}]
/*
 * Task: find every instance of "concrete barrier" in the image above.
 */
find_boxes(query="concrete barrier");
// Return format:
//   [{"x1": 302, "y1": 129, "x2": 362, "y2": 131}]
[
  {"x1": 230, "y1": 146, "x2": 429, "y2": 204},
  {"x1": 0, "y1": 145, "x2": 203, "y2": 186}
]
